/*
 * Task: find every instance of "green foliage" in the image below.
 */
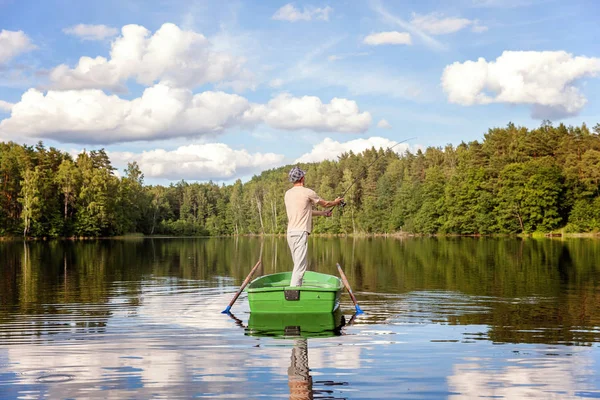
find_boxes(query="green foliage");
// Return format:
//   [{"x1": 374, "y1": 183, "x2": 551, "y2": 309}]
[
  {"x1": 412, "y1": 166, "x2": 446, "y2": 234},
  {"x1": 565, "y1": 198, "x2": 600, "y2": 232},
  {"x1": 1, "y1": 121, "x2": 600, "y2": 237},
  {"x1": 494, "y1": 158, "x2": 564, "y2": 233},
  {"x1": 18, "y1": 167, "x2": 42, "y2": 237},
  {"x1": 56, "y1": 159, "x2": 81, "y2": 235}
]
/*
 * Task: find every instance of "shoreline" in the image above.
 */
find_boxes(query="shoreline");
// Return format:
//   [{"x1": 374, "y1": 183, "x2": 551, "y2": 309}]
[{"x1": 2, "y1": 232, "x2": 600, "y2": 241}]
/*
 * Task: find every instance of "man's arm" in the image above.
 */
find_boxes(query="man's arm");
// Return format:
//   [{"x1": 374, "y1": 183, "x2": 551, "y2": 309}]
[
  {"x1": 312, "y1": 210, "x2": 332, "y2": 217},
  {"x1": 317, "y1": 197, "x2": 344, "y2": 208}
]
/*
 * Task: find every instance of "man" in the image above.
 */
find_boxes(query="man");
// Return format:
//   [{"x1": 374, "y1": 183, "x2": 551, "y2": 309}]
[{"x1": 284, "y1": 166, "x2": 343, "y2": 287}]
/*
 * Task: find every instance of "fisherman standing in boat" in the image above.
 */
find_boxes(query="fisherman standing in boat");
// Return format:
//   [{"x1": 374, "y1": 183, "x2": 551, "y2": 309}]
[{"x1": 285, "y1": 166, "x2": 344, "y2": 287}]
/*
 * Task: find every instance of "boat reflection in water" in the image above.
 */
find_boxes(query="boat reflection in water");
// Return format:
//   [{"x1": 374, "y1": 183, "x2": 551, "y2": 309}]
[{"x1": 241, "y1": 309, "x2": 350, "y2": 400}]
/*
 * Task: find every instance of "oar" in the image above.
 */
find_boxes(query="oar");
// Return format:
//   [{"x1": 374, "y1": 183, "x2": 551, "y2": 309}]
[
  {"x1": 222, "y1": 259, "x2": 262, "y2": 314},
  {"x1": 336, "y1": 263, "x2": 364, "y2": 315}
]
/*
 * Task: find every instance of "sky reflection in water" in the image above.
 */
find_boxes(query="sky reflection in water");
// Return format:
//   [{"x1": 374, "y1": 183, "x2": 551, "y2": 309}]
[{"x1": 1, "y1": 237, "x2": 600, "y2": 399}]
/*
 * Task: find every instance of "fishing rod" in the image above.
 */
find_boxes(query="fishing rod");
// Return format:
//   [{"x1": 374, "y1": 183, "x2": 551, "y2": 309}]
[{"x1": 331, "y1": 137, "x2": 416, "y2": 211}]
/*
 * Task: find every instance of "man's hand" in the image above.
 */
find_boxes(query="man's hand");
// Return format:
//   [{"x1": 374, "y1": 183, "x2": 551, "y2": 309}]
[
  {"x1": 334, "y1": 197, "x2": 344, "y2": 205},
  {"x1": 324, "y1": 210, "x2": 332, "y2": 217}
]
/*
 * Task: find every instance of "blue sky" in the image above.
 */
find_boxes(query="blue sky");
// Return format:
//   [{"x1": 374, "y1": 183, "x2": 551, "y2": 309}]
[{"x1": 0, "y1": 0, "x2": 599, "y2": 184}]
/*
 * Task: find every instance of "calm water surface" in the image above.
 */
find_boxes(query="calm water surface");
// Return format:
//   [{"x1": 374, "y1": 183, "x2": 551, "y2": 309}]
[{"x1": 1, "y1": 237, "x2": 600, "y2": 399}]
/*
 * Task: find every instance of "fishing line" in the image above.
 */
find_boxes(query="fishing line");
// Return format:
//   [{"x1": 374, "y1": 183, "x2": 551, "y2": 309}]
[{"x1": 331, "y1": 137, "x2": 416, "y2": 212}]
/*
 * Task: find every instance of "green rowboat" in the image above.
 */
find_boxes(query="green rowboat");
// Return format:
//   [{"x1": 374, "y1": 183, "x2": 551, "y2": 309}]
[{"x1": 246, "y1": 271, "x2": 342, "y2": 314}]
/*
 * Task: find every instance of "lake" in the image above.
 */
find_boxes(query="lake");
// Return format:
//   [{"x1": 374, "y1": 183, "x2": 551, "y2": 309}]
[{"x1": 1, "y1": 237, "x2": 600, "y2": 399}]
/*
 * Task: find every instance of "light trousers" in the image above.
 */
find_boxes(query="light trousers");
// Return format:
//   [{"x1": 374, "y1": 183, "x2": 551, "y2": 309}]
[{"x1": 287, "y1": 231, "x2": 308, "y2": 287}]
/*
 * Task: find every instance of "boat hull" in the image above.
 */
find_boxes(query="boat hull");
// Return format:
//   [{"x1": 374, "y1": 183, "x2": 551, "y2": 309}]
[{"x1": 246, "y1": 271, "x2": 342, "y2": 314}]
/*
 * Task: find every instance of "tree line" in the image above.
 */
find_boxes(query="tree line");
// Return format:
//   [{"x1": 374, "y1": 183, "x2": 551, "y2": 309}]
[{"x1": 1, "y1": 121, "x2": 599, "y2": 237}]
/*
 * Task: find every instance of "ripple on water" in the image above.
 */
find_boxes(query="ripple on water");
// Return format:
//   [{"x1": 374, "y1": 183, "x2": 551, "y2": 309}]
[{"x1": 36, "y1": 374, "x2": 74, "y2": 383}]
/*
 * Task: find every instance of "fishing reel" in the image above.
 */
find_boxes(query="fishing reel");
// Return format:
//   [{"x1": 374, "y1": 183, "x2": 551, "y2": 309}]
[{"x1": 338, "y1": 198, "x2": 346, "y2": 208}]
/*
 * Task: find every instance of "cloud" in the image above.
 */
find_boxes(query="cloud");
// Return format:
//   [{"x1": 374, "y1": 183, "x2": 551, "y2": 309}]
[
  {"x1": 0, "y1": 30, "x2": 36, "y2": 64},
  {"x1": 295, "y1": 136, "x2": 408, "y2": 163},
  {"x1": 410, "y1": 13, "x2": 486, "y2": 35},
  {"x1": 269, "y1": 78, "x2": 284, "y2": 88},
  {"x1": 275, "y1": 63, "x2": 427, "y2": 100},
  {"x1": 327, "y1": 52, "x2": 369, "y2": 62},
  {"x1": 363, "y1": 31, "x2": 412, "y2": 46},
  {"x1": 471, "y1": 24, "x2": 489, "y2": 32},
  {"x1": 63, "y1": 24, "x2": 118, "y2": 41},
  {"x1": 49, "y1": 23, "x2": 253, "y2": 91},
  {"x1": 0, "y1": 83, "x2": 372, "y2": 144},
  {"x1": 377, "y1": 119, "x2": 392, "y2": 129},
  {"x1": 109, "y1": 143, "x2": 284, "y2": 181},
  {"x1": 272, "y1": 3, "x2": 333, "y2": 22},
  {"x1": 0, "y1": 84, "x2": 250, "y2": 143},
  {"x1": 0, "y1": 100, "x2": 13, "y2": 112},
  {"x1": 471, "y1": 0, "x2": 542, "y2": 7},
  {"x1": 270, "y1": 43, "x2": 427, "y2": 100},
  {"x1": 371, "y1": 1, "x2": 446, "y2": 51},
  {"x1": 319, "y1": 67, "x2": 426, "y2": 99},
  {"x1": 441, "y1": 50, "x2": 600, "y2": 119},
  {"x1": 246, "y1": 93, "x2": 372, "y2": 133}
]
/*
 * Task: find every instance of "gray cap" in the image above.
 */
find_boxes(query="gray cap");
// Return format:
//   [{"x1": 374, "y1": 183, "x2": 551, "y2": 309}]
[{"x1": 288, "y1": 166, "x2": 306, "y2": 183}]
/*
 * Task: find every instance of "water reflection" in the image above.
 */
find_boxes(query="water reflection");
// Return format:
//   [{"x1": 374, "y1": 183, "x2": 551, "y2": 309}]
[
  {"x1": 245, "y1": 310, "x2": 346, "y2": 339},
  {"x1": 243, "y1": 310, "x2": 350, "y2": 400},
  {"x1": 288, "y1": 338, "x2": 313, "y2": 400},
  {"x1": 448, "y1": 346, "x2": 597, "y2": 399},
  {"x1": 1, "y1": 238, "x2": 600, "y2": 398}
]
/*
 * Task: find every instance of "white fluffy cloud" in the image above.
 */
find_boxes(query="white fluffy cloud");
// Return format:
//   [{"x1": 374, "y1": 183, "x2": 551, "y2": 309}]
[
  {"x1": 0, "y1": 30, "x2": 36, "y2": 64},
  {"x1": 363, "y1": 31, "x2": 412, "y2": 46},
  {"x1": 63, "y1": 24, "x2": 118, "y2": 41},
  {"x1": 410, "y1": 13, "x2": 486, "y2": 35},
  {"x1": 0, "y1": 84, "x2": 250, "y2": 143},
  {"x1": 246, "y1": 93, "x2": 371, "y2": 133},
  {"x1": 295, "y1": 136, "x2": 408, "y2": 163},
  {"x1": 377, "y1": 119, "x2": 392, "y2": 129},
  {"x1": 109, "y1": 143, "x2": 284, "y2": 181},
  {"x1": 49, "y1": 23, "x2": 252, "y2": 91},
  {"x1": 0, "y1": 84, "x2": 372, "y2": 143},
  {"x1": 0, "y1": 100, "x2": 13, "y2": 112},
  {"x1": 442, "y1": 50, "x2": 600, "y2": 119},
  {"x1": 272, "y1": 3, "x2": 333, "y2": 22}
]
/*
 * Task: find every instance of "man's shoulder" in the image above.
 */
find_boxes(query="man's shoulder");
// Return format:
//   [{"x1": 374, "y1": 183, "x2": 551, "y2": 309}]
[
  {"x1": 286, "y1": 186, "x2": 311, "y2": 192},
  {"x1": 297, "y1": 186, "x2": 317, "y2": 195},
  {"x1": 285, "y1": 186, "x2": 318, "y2": 197},
  {"x1": 284, "y1": 187, "x2": 298, "y2": 199}
]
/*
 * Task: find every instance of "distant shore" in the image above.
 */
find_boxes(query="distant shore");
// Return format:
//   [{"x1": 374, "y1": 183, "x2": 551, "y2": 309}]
[{"x1": 2, "y1": 231, "x2": 600, "y2": 241}]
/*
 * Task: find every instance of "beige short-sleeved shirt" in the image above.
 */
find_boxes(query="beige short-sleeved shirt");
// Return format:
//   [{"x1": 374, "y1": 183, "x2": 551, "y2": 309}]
[{"x1": 285, "y1": 186, "x2": 320, "y2": 233}]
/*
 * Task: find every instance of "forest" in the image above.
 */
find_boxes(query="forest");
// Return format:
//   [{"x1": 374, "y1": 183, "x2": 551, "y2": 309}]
[{"x1": 1, "y1": 121, "x2": 599, "y2": 238}]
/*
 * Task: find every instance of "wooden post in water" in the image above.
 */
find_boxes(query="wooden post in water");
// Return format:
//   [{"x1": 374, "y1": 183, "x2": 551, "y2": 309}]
[
  {"x1": 336, "y1": 263, "x2": 364, "y2": 315},
  {"x1": 222, "y1": 259, "x2": 262, "y2": 314}
]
